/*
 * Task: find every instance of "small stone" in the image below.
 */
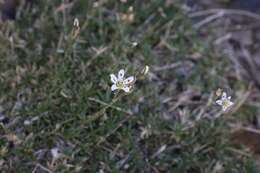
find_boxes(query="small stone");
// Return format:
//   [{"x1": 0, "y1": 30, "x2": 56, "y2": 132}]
[{"x1": 24, "y1": 120, "x2": 31, "y2": 126}]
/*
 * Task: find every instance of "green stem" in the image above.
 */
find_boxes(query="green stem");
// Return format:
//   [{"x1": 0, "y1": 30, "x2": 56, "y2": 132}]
[{"x1": 83, "y1": 91, "x2": 123, "y2": 125}]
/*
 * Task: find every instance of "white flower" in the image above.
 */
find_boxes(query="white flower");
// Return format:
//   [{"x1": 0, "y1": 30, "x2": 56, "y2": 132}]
[
  {"x1": 216, "y1": 92, "x2": 234, "y2": 111},
  {"x1": 110, "y1": 69, "x2": 134, "y2": 93}
]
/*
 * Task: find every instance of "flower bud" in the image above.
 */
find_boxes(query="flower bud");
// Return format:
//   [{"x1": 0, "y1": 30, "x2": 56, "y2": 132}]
[
  {"x1": 216, "y1": 88, "x2": 222, "y2": 97},
  {"x1": 141, "y1": 65, "x2": 149, "y2": 75},
  {"x1": 73, "y1": 18, "x2": 79, "y2": 28}
]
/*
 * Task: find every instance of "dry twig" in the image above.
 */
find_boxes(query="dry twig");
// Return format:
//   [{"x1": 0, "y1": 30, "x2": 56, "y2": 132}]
[{"x1": 189, "y1": 8, "x2": 260, "y2": 20}]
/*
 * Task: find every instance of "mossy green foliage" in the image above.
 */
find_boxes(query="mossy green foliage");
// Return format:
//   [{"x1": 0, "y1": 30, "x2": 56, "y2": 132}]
[{"x1": 0, "y1": 0, "x2": 256, "y2": 172}]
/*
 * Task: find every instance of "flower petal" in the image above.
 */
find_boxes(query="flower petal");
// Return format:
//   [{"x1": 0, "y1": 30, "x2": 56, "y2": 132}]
[
  {"x1": 216, "y1": 100, "x2": 222, "y2": 105},
  {"x1": 222, "y1": 92, "x2": 227, "y2": 100},
  {"x1": 111, "y1": 84, "x2": 118, "y2": 91},
  {"x1": 223, "y1": 101, "x2": 233, "y2": 111},
  {"x1": 110, "y1": 74, "x2": 118, "y2": 83},
  {"x1": 122, "y1": 86, "x2": 130, "y2": 93},
  {"x1": 124, "y1": 76, "x2": 135, "y2": 85},
  {"x1": 118, "y1": 69, "x2": 125, "y2": 80},
  {"x1": 222, "y1": 106, "x2": 228, "y2": 112},
  {"x1": 228, "y1": 96, "x2": 231, "y2": 100}
]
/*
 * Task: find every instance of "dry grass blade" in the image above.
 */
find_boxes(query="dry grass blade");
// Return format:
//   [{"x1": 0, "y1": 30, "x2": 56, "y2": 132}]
[
  {"x1": 88, "y1": 97, "x2": 133, "y2": 115},
  {"x1": 189, "y1": 8, "x2": 260, "y2": 20},
  {"x1": 153, "y1": 62, "x2": 182, "y2": 72},
  {"x1": 194, "y1": 12, "x2": 224, "y2": 29}
]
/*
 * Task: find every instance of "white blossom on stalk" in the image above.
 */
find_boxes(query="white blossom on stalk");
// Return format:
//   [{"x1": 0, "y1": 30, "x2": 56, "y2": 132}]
[
  {"x1": 110, "y1": 69, "x2": 134, "y2": 93},
  {"x1": 216, "y1": 92, "x2": 234, "y2": 111}
]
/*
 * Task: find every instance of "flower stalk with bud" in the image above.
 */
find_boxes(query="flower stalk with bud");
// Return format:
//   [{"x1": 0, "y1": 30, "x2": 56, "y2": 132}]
[
  {"x1": 72, "y1": 18, "x2": 80, "y2": 39},
  {"x1": 84, "y1": 66, "x2": 149, "y2": 125}
]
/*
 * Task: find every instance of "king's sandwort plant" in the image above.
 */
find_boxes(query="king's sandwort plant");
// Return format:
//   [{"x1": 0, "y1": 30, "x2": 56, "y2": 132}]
[
  {"x1": 0, "y1": 1, "x2": 257, "y2": 172},
  {"x1": 84, "y1": 66, "x2": 149, "y2": 126}
]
